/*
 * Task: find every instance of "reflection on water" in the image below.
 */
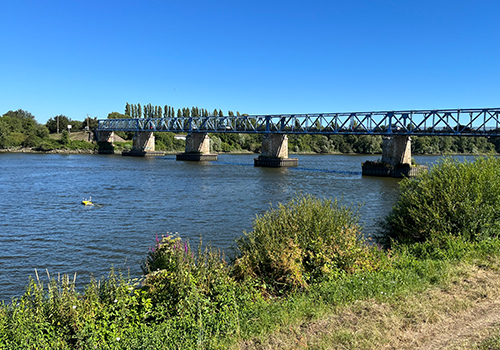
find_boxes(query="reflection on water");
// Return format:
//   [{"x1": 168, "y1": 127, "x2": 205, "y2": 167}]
[{"x1": 0, "y1": 152, "x2": 450, "y2": 301}]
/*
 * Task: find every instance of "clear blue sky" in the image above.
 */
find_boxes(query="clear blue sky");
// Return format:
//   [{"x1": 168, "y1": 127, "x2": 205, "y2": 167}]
[{"x1": 1, "y1": 0, "x2": 499, "y2": 124}]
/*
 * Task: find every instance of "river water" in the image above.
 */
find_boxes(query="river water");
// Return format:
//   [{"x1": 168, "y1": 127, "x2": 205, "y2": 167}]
[{"x1": 0, "y1": 153, "x2": 448, "y2": 301}]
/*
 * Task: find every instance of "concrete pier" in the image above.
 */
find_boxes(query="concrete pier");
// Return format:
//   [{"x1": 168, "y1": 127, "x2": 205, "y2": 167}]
[
  {"x1": 381, "y1": 135, "x2": 411, "y2": 166},
  {"x1": 362, "y1": 135, "x2": 427, "y2": 177},
  {"x1": 123, "y1": 131, "x2": 164, "y2": 157},
  {"x1": 254, "y1": 134, "x2": 298, "y2": 167},
  {"x1": 176, "y1": 133, "x2": 218, "y2": 161},
  {"x1": 96, "y1": 131, "x2": 115, "y2": 154}
]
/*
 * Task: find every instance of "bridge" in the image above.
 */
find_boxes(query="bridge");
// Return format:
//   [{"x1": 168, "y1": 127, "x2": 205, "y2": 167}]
[{"x1": 97, "y1": 108, "x2": 500, "y2": 170}]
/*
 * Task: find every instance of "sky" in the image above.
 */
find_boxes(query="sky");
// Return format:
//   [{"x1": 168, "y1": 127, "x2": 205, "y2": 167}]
[{"x1": 1, "y1": 0, "x2": 499, "y2": 124}]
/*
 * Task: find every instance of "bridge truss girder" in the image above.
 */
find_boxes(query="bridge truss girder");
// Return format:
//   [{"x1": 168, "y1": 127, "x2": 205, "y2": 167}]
[{"x1": 98, "y1": 108, "x2": 500, "y2": 137}]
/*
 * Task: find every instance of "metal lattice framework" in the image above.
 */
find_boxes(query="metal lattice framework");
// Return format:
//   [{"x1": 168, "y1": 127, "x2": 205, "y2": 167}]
[{"x1": 98, "y1": 108, "x2": 500, "y2": 136}]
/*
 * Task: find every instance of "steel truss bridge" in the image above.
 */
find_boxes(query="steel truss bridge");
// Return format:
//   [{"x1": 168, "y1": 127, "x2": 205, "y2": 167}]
[{"x1": 98, "y1": 108, "x2": 500, "y2": 137}]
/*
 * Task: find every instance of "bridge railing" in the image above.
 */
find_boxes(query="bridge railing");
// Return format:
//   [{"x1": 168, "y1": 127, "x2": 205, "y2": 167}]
[{"x1": 98, "y1": 108, "x2": 500, "y2": 136}]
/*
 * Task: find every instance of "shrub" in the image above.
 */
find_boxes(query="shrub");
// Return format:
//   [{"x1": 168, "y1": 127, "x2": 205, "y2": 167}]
[
  {"x1": 141, "y1": 234, "x2": 238, "y2": 322},
  {"x1": 4, "y1": 132, "x2": 26, "y2": 147},
  {"x1": 21, "y1": 134, "x2": 42, "y2": 148},
  {"x1": 380, "y1": 156, "x2": 500, "y2": 247},
  {"x1": 233, "y1": 194, "x2": 379, "y2": 293},
  {"x1": 35, "y1": 140, "x2": 59, "y2": 152},
  {"x1": 66, "y1": 140, "x2": 96, "y2": 150}
]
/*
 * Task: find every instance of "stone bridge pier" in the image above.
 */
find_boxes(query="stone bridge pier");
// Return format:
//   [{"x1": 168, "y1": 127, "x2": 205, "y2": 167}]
[
  {"x1": 362, "y1": 135, "x2": 421, "y2": 177},
  {"x1": 254, "y1": 134, "x2": 298, "y2": 167},
  {"x1": 381, "y1": 135, "x2": 412, "y2": 166},
  {"x1": 123, "y1": 131, "x2": 164, "y2": 157},
  {"x1": 96, "y1": 131, "x2": 115, "y2": 154},
  {"x1": 176, "y1": 133, "x2": 217, "y2": 161}
]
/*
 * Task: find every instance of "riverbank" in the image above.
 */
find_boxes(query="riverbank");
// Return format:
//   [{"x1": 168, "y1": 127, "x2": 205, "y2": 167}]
[{"x1": 2, "y1": 232, "x2": 499, "y2": 349}]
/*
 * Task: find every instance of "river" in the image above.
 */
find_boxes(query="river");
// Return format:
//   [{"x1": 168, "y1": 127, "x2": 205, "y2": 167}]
[{"x1": 0, "y1": 152, "x2": 450, "y2": 301}]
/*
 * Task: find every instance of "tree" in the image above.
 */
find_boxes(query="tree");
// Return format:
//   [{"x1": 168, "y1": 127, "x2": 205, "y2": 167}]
[
  {"x1": 138, "y1": 103, "x2": 142, "y2": 118},
  {"x1": 125, "y1": 103, "x2": 131, "y2": 116},
  {"x1": 107, "y1": 112, "x2": 129, "y2": 119},
  {"x1": 61, "y1": 130, "x2": 70, "y2": 145},
  {"x1": 4, "y1": 109, "x2": 35, "y2": 120},
  {"x1": 46, "y1": 115, "x2": 71, "y2": 134},
  {"x1": 0, "y1": 119, "x2": 10, "y2": 148}
]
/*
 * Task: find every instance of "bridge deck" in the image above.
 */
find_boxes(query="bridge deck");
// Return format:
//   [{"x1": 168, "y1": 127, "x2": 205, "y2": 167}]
[{"x1": 98, "y1": 108, "x2": 500, "y2": 137}]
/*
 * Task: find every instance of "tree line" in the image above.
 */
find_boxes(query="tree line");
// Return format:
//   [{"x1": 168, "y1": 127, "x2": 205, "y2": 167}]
[{"x1": 123, "y1": 102, "x2": 244, "y2": 119}]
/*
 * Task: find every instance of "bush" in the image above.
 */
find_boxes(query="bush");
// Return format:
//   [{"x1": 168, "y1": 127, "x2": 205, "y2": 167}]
[
  {"x1": 380, "y1": 156, "x2": 500, "y2": 247},
  {"x1": 141, "y1": 234, "x2": 238, "y2": 323},
  {"x1": 35, "y1": 140, "x2": 59, "y2": 152},
  {"x1": 233, "y1": 194, "x2": 380, "y2": 293},
  {"x1": 4, "y1": 132, "x2": 26, "y2": 147},
  {"x1": 66, "y1": 140, "x2": 96, "y2": 151},
  {"x1": 21, "y1": 135, "x2": 42, "y2": 148}
]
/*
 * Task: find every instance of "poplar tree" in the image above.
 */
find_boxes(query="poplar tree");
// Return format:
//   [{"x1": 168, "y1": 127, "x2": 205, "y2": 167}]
[
  {"x1": 164, "y1": 105, "x2": 169, "y2": 118},
  {"x1": 138, "y1": 103, "x2": 142, "y2": 118},
  {"x1": 177, "y1": 109, "x2": 182, "y2": 118},
  {"x1": 125, "y1": 103, "x2": 131, "y2": 116},
  {"x1": 219, "y1": 109, "x2": 224, "y2": 117}
]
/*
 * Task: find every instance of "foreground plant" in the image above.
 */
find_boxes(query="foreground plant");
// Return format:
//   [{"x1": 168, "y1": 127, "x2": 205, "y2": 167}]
[
  {"x1": 381, "y1": 156, "x2": 500, "y2": 247},
  {"x1": 233, "y1": 194, "x2": 382, "y2": 293}
]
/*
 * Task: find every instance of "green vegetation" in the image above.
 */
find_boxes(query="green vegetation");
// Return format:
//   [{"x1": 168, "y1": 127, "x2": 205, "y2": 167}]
[
  {"x1": 0, "y1": 109, "x2": 96, "y2": 152},
  {"x1": 2, "y1": 157, "x2": 500, "y2": 348},
  {"x1": 233, "y1": 195, "x2": 382, "y2": 292},
  {"x1": 381, "y1": 156, "x2": 500, "y2": 247}
]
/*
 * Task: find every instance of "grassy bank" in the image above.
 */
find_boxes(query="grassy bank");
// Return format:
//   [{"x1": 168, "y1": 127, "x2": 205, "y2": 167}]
[
  {"x1": 2, "y1": 157, "x2": 500, "y2": 349},
  {"x1": 2, "y1": 239, "x2": 499, "y2": 349}
]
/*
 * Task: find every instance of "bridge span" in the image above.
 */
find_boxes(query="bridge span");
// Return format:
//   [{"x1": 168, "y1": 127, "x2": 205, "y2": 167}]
[{"x1": 97, "y1": 108, "x2": 500, "y2": 171}]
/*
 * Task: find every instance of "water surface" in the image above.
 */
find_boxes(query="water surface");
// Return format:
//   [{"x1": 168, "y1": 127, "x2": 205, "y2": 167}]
[{"x1": 0, "y1": 153, "x2": 445, "y2": 301}]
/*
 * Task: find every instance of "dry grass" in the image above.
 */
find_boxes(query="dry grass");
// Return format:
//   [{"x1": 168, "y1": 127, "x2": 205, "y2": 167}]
[{"x1": 236, "y1": 260, "x2": 500, "y2": 350}]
